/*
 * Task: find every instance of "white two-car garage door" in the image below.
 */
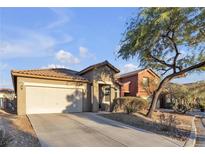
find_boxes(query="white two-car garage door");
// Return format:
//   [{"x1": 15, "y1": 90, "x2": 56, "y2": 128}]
[{"x1": 25, "y1": 84, "x2": 83, "y2": 114}]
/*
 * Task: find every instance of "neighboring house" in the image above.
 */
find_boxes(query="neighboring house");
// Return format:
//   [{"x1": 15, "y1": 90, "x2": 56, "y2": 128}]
[
  {"x1": 117, "y1": 69, "x2": 160, "y2": 99},
  {"x1": 11, "y1": 60, "x2": 120, "y2": 115},
  {"x1": 0, "y1": 88, "x2": 15, "y2": 109}
]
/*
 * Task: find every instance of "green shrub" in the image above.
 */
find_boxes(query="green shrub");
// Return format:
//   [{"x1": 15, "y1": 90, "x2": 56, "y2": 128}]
[
  {"x1": 173, "y1": 100, "x2": 195, "y2": 114},
  {"x1": 199, "y1": 102, "x2": 205, "y2": 109},
  {"x1": 111, "y1": 97, "x2": 148, "y2": 114}
]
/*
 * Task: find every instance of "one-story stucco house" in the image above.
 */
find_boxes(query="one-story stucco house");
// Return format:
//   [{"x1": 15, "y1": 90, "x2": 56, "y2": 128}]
[{"x1": 11, "y1": 60, "x2": 121, "y2": 115}]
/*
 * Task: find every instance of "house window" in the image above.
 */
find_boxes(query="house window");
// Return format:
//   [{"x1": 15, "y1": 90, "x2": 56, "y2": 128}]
[
  {"x1": 142, "y1": 77, "x2": 149, "y2": 88},
  {"x1": 104, "y1": 87, "x2": 111, "y2": 102},
  {"x1": 124, "y1": 92, "x2": 130, "y2": 96}
]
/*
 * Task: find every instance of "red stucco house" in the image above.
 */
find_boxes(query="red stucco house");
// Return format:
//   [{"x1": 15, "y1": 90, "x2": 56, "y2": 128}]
[{"x1": 116, "y1": 69, "x2": 160, "y2": 99}]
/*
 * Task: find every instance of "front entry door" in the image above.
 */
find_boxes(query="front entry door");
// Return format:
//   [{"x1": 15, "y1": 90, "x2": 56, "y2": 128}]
[{"x1": 99, "y1": 84, "x2": 111, "y2": 111}]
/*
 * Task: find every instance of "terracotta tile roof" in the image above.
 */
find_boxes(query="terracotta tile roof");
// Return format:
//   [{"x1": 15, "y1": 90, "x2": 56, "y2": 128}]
[
  {"x1": 116, "y1": 68, "x2": 160, "y2": 79},
  {"x1": 78, "y1": 60, "x2": 120, "y2": 75},
  {"x1": 115, "y1": 69, "x2": 145, "y2": 78},
  {"x1": 11, "y1": 68, "x2": 88, "y2": 82}
]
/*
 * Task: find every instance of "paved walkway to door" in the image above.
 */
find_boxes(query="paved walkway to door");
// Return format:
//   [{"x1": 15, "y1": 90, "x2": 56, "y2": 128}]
[{"x1": 28, "y1": 113, "x2": 184, "y2": 147}]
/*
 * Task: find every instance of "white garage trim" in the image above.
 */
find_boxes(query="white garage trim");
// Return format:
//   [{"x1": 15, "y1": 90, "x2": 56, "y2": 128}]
[{"x1": 23, "y1": 82, "x2": 85, "y2": 89}]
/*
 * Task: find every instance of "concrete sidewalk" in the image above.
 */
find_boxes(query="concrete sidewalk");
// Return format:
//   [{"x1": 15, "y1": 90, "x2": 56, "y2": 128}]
[
  {"x1": 195, "y1": 118, "x2": 205, "y2": 147},
  {"x1": 28, "y1": 113, "x2": 184, "y2": 147}
]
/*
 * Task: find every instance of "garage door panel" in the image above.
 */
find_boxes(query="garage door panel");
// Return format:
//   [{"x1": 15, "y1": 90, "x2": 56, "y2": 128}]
[{"x1": 26, "y1": 86, "x2": 83, "y2": 114}]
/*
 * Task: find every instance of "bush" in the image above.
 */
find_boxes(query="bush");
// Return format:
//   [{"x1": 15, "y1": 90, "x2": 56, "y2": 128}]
[
  {"x1": 5, "y1": 99, "x2": 17, "y2": 114},
  {"x1": 166, "y1": 84, "x2": 195, "y2": 113},
  {"x1": 199, "y1": 102, "x2": 205, "y2": 112},
  {"x1": 0, "y1": 128, "x2": 13, "y2": 147},
  {"x1": 199, "y1": 102, "x2": 205, "y2": 109},
  {"x1": 159, "y1": 114, "x2": 177, "y2": 131},
  {"x1": 173, "y1": 101, "x2": 193, "y2": 114},
  {"x1": 111, "y1": 97, "x2": 148, "y2": 114}
]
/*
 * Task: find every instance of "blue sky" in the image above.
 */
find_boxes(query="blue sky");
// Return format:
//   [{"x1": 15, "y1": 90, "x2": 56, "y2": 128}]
[{"x1": 0, "y1": 8, "x2": 204, "y2": 88}]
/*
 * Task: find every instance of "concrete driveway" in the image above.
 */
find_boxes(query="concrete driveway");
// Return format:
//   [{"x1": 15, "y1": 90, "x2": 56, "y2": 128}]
[{"x1": 28, "y1": 113, "x2": 183, "y2": 147}]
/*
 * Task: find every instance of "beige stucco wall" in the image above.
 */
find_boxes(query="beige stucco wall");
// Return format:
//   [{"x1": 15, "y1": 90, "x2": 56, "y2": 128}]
[
  {"x1": 16, "y1": 76, "x2": 89, "y2": 115},
  {"x1": 0, "y1": 94, "x2": 4, "y2": 98},
  {"x1": 81, "y1": 65, "x2": 120, "y2": 112}
]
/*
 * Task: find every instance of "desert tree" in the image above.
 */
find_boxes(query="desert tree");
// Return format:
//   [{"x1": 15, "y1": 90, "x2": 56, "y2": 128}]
[
  {"x1": 167, "y1": 84, "x2": 194, "y2": 113},
  {"x1": 118, "y1": 8, "x2": 205, "y2": 117}
]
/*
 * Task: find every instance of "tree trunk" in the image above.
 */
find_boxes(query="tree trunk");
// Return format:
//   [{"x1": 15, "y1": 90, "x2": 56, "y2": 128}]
[
  {"x1": 146, "y1": 60, "x2": 205, "y2": 118},
  {"x1": 146, "y1": 90, "x2": 161, "y2": 118},
  {"x1": 146, "y1": 77, "x2": 171, "y2": 118}
]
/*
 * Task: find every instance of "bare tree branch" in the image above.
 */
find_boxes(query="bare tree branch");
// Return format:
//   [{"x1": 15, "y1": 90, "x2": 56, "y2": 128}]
[
  {"x1": 170, "y1": 60, "x2": 205, "y2": 79},
  {"x1": 199, "y1": 29, "x2": 205, "y2": 37},
  {"x1": 149, "y1": 54, "x2": 174, "y2": 68},
  {"x1": 162, "y1": 30, "x2": 181, "y2": 73},
  {"x1": 161, "y1": 68, "x2": 172, "y2": 76}
]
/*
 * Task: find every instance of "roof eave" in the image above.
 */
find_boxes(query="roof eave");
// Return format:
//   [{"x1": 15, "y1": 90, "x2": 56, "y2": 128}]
[
  {"x1": 146, "y1": 69, "x2": 161, "y2": 79},
  {"x1": 117, "y1": 68, "x2": 160, "y2": 79},
  {"x1": 117, "y1": 69, "x2": 145, "y2": 79},
  {"x1": 78, "y1": 62, "x2": 120, "y2": 75},
  {"x1": 11, "y1": 72, "x2": 89, "y2": 83}
]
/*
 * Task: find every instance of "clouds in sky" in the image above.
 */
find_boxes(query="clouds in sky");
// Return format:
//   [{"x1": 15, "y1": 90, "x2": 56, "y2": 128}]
[
  {"x1": 79, "y1": 46, "x2": 96, "y2": 59},
  {"x1": 0, "y1": 8, "x2": 74, "y2": 60},
  {"x1": 46, "y1": 47, "x2": 95, "y2": 68},
  {"x1": 56, "y1": 50, "x2": 80, "y2": 64},
  {"x1": 0, "y1": 8, "x2": 95, "y2": 66},
  {"x1": 79, "y1": 46, "x2": 88, "y2": 58},
  {"x1": 42, "y1": 46, "x2": 95, "y2": 69},
  {"x1": 42, "y1": 64, "x2": 66, "y2": 69},
  {"x1": 45, "y1": 8, "x2": 71, "y2": 29},
  {"x1": 122, "y1": 63, "x2": 139, "y2": 73},
  {"x1": 0, "y1": 9, "x2": 95, "y2": 66},
  {"x1": 0, "y1": 28, "x2": 73, "y2": 59}
]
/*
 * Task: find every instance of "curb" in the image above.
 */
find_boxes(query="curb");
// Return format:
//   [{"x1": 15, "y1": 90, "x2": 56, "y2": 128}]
[
  {"x1": 201, "y1": 118, "x2": 205, "y2": 128},
  {"x1": 26, "y1": 115, "x2": 43, "y2": 147},
  {"x1": 184, "y1": 116, "x2": 197, "y2": 147}
]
